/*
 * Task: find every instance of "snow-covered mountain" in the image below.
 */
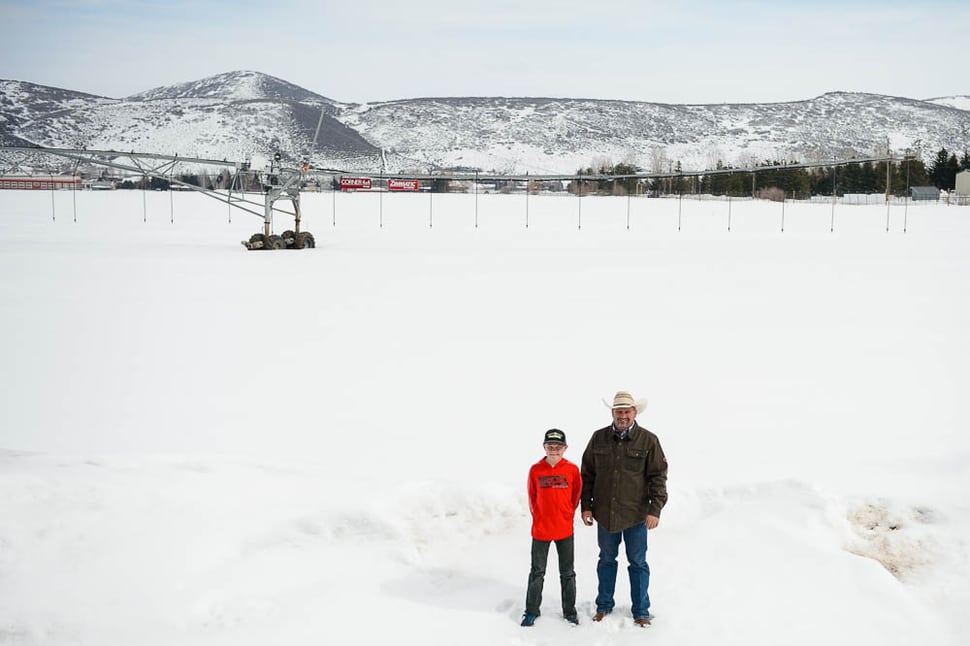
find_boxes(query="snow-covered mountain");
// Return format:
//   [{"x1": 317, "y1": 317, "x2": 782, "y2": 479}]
[
  {"x1": 926, "y1": 95, "x2": 970, "y2": 112},
  {"x1": 0, "y1": 71, "x2": 379, "y2": 171},
  {"x1": 1, "y1": 70, "x2": 968, "y2": 174}
]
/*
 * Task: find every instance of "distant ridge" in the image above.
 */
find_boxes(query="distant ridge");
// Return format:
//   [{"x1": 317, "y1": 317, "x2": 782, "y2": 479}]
[
  {"x1": 2, "y1": 71, "x2": 968, "y2": 173},
  {"x1": 126, "y1": 70, "x2": 334, "y2": 104}
]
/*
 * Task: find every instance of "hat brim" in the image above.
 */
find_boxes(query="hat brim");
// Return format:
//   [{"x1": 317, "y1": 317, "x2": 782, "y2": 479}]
[{"x1": 602, "y1": 397, "x2": 647, "y2": 414}]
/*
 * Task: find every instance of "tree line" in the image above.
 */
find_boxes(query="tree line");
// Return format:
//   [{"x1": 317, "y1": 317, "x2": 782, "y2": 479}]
[
  {"x1": 102, "y1": 146, "x2": 970, "y2": 196},
  {"x1": 571, "y1": 148, "x2": 970, "y2": 198}
]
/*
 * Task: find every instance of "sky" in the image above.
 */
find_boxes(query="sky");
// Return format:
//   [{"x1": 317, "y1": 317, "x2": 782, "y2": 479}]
[
  {"x1": 0, "y1": 0, "x2": 967, "y2": 104},
  {"x1": 1, "y1": 188, "x2": 969, "y2": 646}
]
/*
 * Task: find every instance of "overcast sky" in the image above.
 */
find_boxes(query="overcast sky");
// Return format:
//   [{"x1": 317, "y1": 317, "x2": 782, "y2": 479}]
[{"x1": 1, "y1": 0, "x2": 966, "y2": 104}]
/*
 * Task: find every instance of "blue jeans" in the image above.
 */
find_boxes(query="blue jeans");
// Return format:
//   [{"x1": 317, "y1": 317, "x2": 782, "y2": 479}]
[
  {"x1": 525, "y1": 535, "x2": 576, "y2": 618},
  {"x1": 595, "y1": 522, "x2": 650, "y2": 619}
]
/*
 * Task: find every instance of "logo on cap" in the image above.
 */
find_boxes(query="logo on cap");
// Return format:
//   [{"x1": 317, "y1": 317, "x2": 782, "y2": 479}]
[{"x1": 543, "y1": 429, "x2": 567, "y2": 444}]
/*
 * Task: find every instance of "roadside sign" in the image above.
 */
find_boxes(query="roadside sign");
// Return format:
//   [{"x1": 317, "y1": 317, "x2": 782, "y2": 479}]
[
  {"x1": 387, "y1": 179, "x2": 420, "y2": 192},
  {"x1": 340, "y1": 177, "x2": 372, "y2": 190}
]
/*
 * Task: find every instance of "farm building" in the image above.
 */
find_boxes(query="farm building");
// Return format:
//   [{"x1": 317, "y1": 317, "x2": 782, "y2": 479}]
[
  {"x1": 0, "y1": 175, "x2": 82, "y2": 191},
  {"x1": 957, "y1": 170, "x2": 970, "y2": 196},
  {"x1": 910, "y1": 186, "x2": 940, "y2": 201}
]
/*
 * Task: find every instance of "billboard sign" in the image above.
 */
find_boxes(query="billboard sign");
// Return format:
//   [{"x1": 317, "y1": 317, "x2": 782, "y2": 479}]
[
  {"x1": 387, "y1": 179, "x2": 421, "y2": 192},
  {"x1": 340, "y1": 177, "x2": 372, "y2": 190}
]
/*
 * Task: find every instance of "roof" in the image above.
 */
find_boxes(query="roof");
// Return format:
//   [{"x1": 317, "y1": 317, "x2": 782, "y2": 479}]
[{"x1": 910, "y1": 186, "x2": 941, "y2": 200}]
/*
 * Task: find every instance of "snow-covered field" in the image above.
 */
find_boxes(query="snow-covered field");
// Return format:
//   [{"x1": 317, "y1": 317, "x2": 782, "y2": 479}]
[{"x1": 1, "y1": 189, "x2": 968, "y2": 646}]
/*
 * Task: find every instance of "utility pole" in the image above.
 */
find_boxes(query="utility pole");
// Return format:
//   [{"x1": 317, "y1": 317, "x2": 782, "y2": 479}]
[{"x1": 885, "y1": 150, "x2": 892, "y2": 204}]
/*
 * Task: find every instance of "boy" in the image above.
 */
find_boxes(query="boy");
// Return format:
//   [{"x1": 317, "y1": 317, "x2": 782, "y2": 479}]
[{"x1": 521, "y1": 428, "x2": 582, "y2": 627}]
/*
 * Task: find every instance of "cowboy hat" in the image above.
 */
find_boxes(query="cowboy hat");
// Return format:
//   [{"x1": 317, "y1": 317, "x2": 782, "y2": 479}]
[{"x1": 602, "y1": 390, "x2": 647, "y2": 414}]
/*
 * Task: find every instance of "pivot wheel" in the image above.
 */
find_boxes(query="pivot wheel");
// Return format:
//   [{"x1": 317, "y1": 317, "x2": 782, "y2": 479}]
[
  {"x1": 265, "y1": 234, "x2": 285, "y2": 250},
  {"x1": 295, "y1": 231, "x2": 315, "y2": 249}
]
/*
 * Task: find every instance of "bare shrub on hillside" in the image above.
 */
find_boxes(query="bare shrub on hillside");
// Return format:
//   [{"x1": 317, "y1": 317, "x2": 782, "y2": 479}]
[{"x1": 758, "y1": 186, "x2": 786, "y2": 202}]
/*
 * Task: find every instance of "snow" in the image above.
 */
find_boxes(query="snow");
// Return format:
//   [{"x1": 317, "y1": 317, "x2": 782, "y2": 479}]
[
  {"x1": 1, "y1": 189, "x2": 969, "y2": 646},
  {"x1": 926, "y1": 96, "x2": 970, "y2": 112}
]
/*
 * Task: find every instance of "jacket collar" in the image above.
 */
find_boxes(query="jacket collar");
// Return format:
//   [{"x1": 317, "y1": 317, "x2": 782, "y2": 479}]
[{"x1": 612, "y1": 421, "x2": 640, "y2": 440}]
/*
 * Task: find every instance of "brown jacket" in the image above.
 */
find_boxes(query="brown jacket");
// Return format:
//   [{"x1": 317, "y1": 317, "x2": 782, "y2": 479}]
[{"x1": 580, "y1": 423, "x2": 668, "y2": 532}]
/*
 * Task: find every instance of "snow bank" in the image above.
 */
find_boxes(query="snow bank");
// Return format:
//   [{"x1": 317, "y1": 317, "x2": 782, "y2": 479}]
[{"x1": 1, "y1": 190, "x2": 968, "y2": 645}]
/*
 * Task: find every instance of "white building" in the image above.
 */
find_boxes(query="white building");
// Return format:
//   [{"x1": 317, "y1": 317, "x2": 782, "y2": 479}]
[{"x1": 956, "y1": 170, "x2": 970, "y2": 196}]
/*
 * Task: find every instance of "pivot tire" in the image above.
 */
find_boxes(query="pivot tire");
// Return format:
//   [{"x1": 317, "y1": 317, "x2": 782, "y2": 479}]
[
  {"x1": 296, "y1": 231, "x2": 316, "y2": 249},
  {"x1": 266, "y1": 234, "x2": 285, "y2": 250}
]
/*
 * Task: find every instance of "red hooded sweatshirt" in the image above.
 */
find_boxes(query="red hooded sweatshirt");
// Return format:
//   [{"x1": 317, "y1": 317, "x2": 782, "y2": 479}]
[{"x1": 527, "y1": 457, "x2": 581, "y2": 541}]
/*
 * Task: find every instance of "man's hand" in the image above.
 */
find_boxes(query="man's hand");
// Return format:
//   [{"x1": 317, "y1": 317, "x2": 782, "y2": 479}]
[
  {"x1": 581, "y1": 511, "x2": 594, "y2": 526},
  {"x1": 645, "y1": 515, "x2": 660, "y2": 530}
]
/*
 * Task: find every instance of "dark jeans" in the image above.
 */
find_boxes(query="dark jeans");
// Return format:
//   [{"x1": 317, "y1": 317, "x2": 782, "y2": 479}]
[
  {"x1": 595, "y1": 522, "x2": 650, "y2": 619},
  {"x1": 525, "y1": 535, "x2": 576, "y2": 618}
]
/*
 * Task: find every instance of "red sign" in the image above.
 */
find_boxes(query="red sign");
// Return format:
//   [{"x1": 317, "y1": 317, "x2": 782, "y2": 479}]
[
  {"x1": 0, "y1": 176, "x2": 82, "y2": 191},
  {"x1": 340, "y1": 177, "x2": 372, "y2": 190},
  {"x1": 387, "y1": 179, "x2": 420, "y2": 192}
]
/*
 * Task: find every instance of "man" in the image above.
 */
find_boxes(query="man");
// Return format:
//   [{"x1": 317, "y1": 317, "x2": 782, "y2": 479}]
[
  {"x1": 521, "y1": 429, "x2": 582, "y2": 627},
  {"x1": 581, "y1": 391, "x2": 668, "y2": 627}
]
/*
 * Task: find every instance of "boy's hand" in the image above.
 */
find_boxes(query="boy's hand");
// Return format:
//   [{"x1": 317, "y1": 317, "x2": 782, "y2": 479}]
[{"x1": 581, "y1": 511, "x2": 594, "y2": 526}]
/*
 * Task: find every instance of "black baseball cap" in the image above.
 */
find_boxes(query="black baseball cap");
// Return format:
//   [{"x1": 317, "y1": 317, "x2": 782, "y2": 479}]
[{"x1": 543, "y1": 429, "x2": 567, "y2": 445}]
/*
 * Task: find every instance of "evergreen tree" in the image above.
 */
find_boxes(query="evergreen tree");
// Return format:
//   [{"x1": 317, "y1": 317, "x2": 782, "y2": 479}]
[
  {"x1": 944, "y1": 153, "x2": 960, "y2": 190},
  {"x1": 809, "y1": 166, "x2": 835, "y2": 196},
  {"x1": 859, "y1": 161, "x2": 879, "y2": 193},
  {"x1": 755, "y1": 160, "x2": 810, "y2": 199},
  {"x1": 928, "y1": 147, "x2": 952, "y2": 189},
  {"x1": 840, "y1": 162, "x2": 862, "y2": 193},
  {"x1": 703, "y1": 162, "x2": 747, "y2": 196},
  {"x1": 875, "y1": 160, "x2": 894, "y2": 195},
  {"x1": 898, "y1": 156, "x2": 929, "y2": 193},
  {"x1": 671, "y1": 161, "x2": 686, "y2": 194}
]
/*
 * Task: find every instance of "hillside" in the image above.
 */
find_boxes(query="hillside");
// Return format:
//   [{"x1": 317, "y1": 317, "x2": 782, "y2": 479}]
[{"x1": 1, "y1": 70, "x2": 968, "y2": 173}]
